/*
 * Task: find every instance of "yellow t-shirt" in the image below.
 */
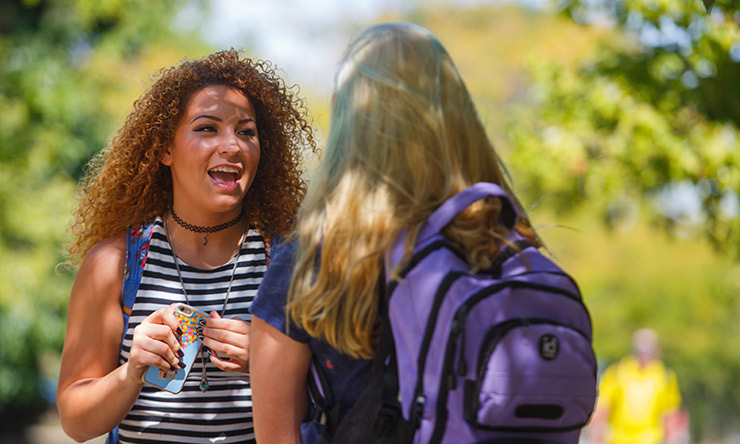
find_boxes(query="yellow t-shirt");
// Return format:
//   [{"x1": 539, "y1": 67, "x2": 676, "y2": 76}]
[{"x1": 597, "y1": 356, "x2": 681, "y2": 444}]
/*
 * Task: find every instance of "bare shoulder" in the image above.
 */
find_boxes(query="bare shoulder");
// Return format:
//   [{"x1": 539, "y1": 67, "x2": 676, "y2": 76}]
[
  {"x1": 84, "y1": 231, "x2": 126, "y2": 269},
  {"x1": 60, "y1": 231, "x2": 129, "y2": 390},
  {"x1": 73, "y1": 232, "x2": 127, "y2": 306}
]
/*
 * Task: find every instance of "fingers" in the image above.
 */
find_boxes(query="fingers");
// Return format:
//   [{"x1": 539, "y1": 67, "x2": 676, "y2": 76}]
[
  {"x1": 127, "y1": 306, "x2": 185, "y2": 380},
  {"x1": 159, "y1": 304, "x2": 183, "y2": 337},
  {"x1": 202, "y1": 313, "x2": 251, "y2": 372},
  {"x1": 208, "y1": 350, "x2": 245, "y2": 372}
]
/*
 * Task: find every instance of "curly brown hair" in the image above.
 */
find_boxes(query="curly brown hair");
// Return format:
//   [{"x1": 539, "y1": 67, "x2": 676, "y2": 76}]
[{"x1": 67, "y1": 49, "x2": 316, "y2": 264}]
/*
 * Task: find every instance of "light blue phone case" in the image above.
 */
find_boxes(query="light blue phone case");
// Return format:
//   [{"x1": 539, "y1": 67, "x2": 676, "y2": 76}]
[{"x1": 143, "y1": 304, "x2": 207, "y2": 394}]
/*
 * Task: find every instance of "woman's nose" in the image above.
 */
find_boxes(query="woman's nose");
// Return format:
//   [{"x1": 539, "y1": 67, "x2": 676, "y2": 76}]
[{"x1": 218, "y1": 133, "x2": 240, "y2": 156}]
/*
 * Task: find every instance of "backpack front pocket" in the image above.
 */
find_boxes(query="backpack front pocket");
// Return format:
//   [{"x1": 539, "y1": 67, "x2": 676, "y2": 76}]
[{"x1": 464, "y1": 320, "x2": 596, "y2": 432}]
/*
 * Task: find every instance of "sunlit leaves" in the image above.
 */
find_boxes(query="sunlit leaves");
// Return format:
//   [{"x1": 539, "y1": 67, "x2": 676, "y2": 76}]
[
  {"x1": 0, "y1": 0, "x2": 210, "y2": 430},
  {"x1": 519, "y1": 0, "x2": 740, "y2": 255}
]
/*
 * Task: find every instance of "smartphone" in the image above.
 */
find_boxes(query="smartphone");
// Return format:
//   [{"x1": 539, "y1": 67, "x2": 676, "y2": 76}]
[{"x1": 142, "y1": 303, "x2": 208, "y2": 394}]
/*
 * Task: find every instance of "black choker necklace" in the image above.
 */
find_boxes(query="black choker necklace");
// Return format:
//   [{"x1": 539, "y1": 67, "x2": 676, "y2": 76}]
[{"x1": 170, "y1": 209, "x2": 243, "y2": 246}]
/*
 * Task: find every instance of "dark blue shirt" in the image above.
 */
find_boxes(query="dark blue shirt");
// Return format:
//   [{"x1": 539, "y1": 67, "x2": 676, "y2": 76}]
[{"x1": 250, "y1": 240, "x2": 372, "y2": 444}]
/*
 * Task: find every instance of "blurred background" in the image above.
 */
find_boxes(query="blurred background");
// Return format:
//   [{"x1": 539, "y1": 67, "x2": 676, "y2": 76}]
[{"x1": 1, "y1": 0, "x2": 738, "y2": 442}]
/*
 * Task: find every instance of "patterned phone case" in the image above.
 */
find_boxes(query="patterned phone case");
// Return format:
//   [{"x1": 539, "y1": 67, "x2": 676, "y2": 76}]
[{"x1": 143, "y1": 303, "x2": 207, "y2": 394}]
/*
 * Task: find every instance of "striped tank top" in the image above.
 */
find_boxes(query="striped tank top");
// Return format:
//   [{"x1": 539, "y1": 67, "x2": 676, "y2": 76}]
[{"x1": 118, "y1": 218, "x2": 265, "y2": 443}]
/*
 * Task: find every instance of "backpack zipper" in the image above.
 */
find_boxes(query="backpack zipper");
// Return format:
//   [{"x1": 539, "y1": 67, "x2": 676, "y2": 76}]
[
  {"x1": 450, "y1": 277, "x2": 587, "y2": 380},
  {"x1": 476, "y1": 318, "x2": 590, "y2": 381},
  {"x1": 463, "y1": 317, "x2": 593, "y2": 432},
  {"x1": 428, "y1": 278, "x2": 588, "y2": 444}
]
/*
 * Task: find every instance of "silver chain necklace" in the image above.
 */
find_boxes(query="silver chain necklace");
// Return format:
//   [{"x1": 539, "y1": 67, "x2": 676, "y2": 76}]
[{"x1": 164, "y1": 215, "x2": 247, "y2": 392}]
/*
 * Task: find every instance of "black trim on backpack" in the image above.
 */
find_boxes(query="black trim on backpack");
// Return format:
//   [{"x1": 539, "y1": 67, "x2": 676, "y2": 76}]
[
  {"x1": 387, "y1": 240, "x2": 456, "y2": 296},
  {"x1": 307, "y1": 354, "x2": 336, "y2": 430},
  {"x1": 387, "y1": 239, "x2": 588, "y2": 437},
  {"x1": 408, "y1": 270, "x2": 466, "y2": 427},
  {"x1": 463, "y1": 318, "x2": 593, "y2": 431},
  {"x1": 483, "y1": 239, "x2": 534, "y2": 277},
  {"x1": 427, "y1": 280, "x2": 590, "y2": 444}
]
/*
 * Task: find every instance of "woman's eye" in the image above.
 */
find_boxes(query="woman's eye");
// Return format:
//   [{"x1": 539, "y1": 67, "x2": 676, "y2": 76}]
[
  {"x1": 238, "y1": 128, "x2": 257, "y2": 137},
  {"x1": 194, "y1": 125, "x2": 216, "y2": 132}
]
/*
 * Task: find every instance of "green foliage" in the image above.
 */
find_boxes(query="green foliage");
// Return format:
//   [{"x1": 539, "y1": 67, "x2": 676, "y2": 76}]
[
  {"x1": 507, "y1": 0, "x2": 740, "y2": 257},
  {"x1": 0, "y1": 0, "x2": 211, "y2": 431}
]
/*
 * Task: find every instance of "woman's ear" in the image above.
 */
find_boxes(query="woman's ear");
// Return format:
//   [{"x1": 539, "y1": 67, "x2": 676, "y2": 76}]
[{"x1": 161, "y1": 149, "x2": 173, "y2": 166}]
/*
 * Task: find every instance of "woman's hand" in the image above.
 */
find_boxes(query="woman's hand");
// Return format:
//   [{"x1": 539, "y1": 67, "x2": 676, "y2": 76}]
[
  {"x1": 126, "y1": 303, "x2": 184, "y2": 383},
  {"x1": 202, "y1": 311, "x2": 251, "y2": 372}
]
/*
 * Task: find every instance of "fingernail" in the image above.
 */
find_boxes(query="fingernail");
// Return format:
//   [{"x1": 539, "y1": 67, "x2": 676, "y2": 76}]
[
  {"x1": 170, "y1": 365, "x2": 176, "y2": 371},
  {"x1": 198, "y1": 319, "x2": 206, "y2": 326},
  {"x1": 176, "y1": 327, "x2": 183, "y2": 336},
  {"x1": 177, "y1": 349, "x2": 184, "y2": 357},
  {"x1": 198, "y1": 334, "x2": 204, "y2": 340},
  {"x1": 178, "y1": 360, "x2": 186, "y2": 369},
  {"x1": 196, "y1": 327, "x2": 203, "y2": 335}
]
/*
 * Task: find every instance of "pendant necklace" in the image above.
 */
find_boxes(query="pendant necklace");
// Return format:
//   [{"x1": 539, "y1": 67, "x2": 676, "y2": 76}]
[{"x1": 165, "y1": 214, "x2": 246, "y2": 392}]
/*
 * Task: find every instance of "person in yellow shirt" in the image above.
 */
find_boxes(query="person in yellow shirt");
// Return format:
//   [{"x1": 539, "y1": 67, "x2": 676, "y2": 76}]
[{"x1": 589, "y1": 328, "x2": 684, "y2": 444}]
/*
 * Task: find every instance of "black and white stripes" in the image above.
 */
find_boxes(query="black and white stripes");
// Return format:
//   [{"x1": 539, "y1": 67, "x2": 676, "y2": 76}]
[{"x1": 118, "y1": 218, "x2": 265, "y2": 443}]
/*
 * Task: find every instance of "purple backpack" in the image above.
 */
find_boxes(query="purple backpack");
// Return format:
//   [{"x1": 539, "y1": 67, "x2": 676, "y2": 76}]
[
  {"x1": 308, "y1": 182, "x2": 597, "y2": 444},
  {"x1": 387, "y1": 182, "x2": 596, "y2": 443}
]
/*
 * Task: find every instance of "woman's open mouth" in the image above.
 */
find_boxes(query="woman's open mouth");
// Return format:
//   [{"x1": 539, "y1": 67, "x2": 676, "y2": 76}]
[{"x1": 208, "y1": 166, "x2": 242, "y2": 188}]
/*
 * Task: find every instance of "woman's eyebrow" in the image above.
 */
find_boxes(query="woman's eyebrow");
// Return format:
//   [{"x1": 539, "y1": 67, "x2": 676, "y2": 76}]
[
  {"x1": 189, "y1": 115, "x2": 256, "y2": 125},
  {"x1": 190, "y1": 114, "x2": 222, "y2": 123}
]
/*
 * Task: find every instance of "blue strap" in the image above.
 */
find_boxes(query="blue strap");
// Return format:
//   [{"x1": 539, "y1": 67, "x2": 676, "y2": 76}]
[
  {"x1": 119, "y1": 222, "x2": 154, "y2": 347},
  {"x1": 122, "y1": 223, "x2": 154, "y2": 307},
  {"x1": 105, "y1": 427, "x2": 118, "y2": 444},
  {"x1": 106, "y1": 221, "x2": 154, "y2": 444}
]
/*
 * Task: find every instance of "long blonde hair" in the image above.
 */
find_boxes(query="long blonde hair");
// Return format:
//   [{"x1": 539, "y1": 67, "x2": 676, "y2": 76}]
[{"x1": 287, "y1": 23, "x2": 539, "y2": 359}]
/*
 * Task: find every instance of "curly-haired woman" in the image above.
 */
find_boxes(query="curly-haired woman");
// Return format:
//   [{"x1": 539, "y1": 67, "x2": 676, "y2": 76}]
[{"x1": 57, "y1": 50, "x2": 316, "y2": 444}]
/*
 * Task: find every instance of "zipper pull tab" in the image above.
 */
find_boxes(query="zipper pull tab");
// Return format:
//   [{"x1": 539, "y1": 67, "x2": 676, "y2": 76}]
[{"x1": 412, "y1": 395, "x2": 426, "y2": 428}]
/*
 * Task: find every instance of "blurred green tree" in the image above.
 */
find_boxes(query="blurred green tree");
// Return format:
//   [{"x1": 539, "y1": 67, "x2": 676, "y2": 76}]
[
  {"x1": 0, "y1": 0, "x2": 210, "y2": 432},
  {"x1": 505, "y1": 0, "x2": 739, "y2": 256}
]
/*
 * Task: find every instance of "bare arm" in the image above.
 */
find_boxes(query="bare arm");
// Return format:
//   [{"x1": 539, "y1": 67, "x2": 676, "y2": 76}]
[
  {"x1": 57, "y1": 234, "x2": 183, "y2": 442},
  {"x1": 250, "y1": 316, "x2": 312, "y2": 444},
  {"x1": 587, "y1": 401, "x2": 610, "y2": 444}
]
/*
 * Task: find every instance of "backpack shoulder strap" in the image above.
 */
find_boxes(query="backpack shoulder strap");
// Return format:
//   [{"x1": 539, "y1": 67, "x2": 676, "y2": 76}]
[
  {"x1": 418, "y1": 182, "x2": 518, "y2": 242},
  {"x1": 485, "y1": 239, "x2": 534, "y2": 276},
  {"x1": 122, "y1": 222, "x2": 155, "y2": 309},
  {"x1": 107, "y1": 221, "x2": 154, "y2": 444}
]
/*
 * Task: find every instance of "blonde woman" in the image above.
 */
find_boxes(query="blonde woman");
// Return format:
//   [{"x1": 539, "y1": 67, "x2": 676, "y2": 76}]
[
  {"x1": 250, "y1": 22, "x2": 540, "y2": 443},
  {"x1": 57, "y1": 50, "x2": 315, "y2": 443}
]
